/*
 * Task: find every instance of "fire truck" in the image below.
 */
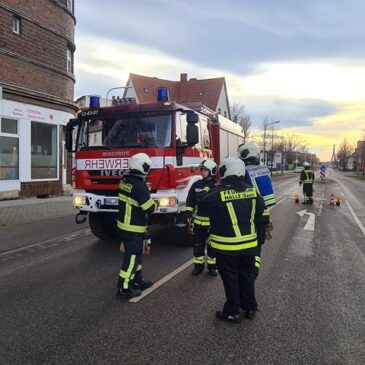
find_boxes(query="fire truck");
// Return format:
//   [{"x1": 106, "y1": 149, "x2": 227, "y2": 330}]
[{"x1": 66, "y1": 89, "x2": 245, "y2": 240}]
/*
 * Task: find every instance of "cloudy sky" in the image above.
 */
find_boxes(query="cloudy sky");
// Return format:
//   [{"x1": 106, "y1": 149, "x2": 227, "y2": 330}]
[{"x1": 74, "y1": 0, "x2": 365, "y2": 160}]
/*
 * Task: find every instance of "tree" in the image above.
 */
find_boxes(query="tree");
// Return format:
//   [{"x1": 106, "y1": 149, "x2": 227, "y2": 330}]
[
  {"x1": 230, "y1": 103, "x2": 251, "y2": 142},
  {"x1": 337, "y1": 138, "x2": 354, "y2": 170},
  {"x1": 281, "y1": 133, "x2": 308, "y2": 164}
]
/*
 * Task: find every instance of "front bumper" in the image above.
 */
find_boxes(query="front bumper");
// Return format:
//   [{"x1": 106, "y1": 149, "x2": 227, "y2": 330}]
[{"x1": 72, "y1": 191, "x2": 181, "y2": 214}]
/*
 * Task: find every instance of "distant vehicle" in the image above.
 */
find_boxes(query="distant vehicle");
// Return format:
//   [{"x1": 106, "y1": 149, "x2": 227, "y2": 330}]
[{"x1": 294, "y1": 166, "x2": 304, "y2": 173}]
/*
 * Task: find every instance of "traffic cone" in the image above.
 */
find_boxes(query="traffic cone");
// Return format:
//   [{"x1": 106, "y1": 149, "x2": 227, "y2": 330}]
[
  {"x1": 294, "y1": 193, "x2": 300, "y2": 203},
  {"x1": 329, "y1": 194, "x2": 335, "y2": 205},
  {"x1": 335, "y1": 196, "x2": 341, "y2": 206}
]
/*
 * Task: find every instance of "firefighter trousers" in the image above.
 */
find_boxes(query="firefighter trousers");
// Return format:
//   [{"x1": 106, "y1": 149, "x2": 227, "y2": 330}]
[
  {"x1": 117, "y1": 235, "x2": 143, "y2": 290},
  {"x1": 303, "y1": 183, "x2": 314, "y2": 203},
  {"x1": 216, "y1": 252, "x2": 258, "y2": 315},
  {"x1": 192, "y1": 226, "x2": 216, "y2": 269}
]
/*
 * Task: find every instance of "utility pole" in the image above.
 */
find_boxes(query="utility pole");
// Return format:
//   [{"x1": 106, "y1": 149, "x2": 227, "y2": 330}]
[{"x1": 263, "y1": 120, "x2": 280, "y2": 167}]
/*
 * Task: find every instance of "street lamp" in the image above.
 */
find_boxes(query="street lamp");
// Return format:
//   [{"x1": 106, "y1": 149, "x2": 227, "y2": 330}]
[{"x1": 263, "y1": 120, "x2": 280, "y2": 166}]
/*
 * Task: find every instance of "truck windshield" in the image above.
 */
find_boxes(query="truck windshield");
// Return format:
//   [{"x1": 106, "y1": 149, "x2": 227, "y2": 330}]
[{"x1": 77, "y1": 112, "x2": 172, "y2": 150}]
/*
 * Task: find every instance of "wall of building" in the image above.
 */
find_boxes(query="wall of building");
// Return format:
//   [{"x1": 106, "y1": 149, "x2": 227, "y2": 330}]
[{"x1": 0, "y1": 0, "x2": 76, "y2": 199}]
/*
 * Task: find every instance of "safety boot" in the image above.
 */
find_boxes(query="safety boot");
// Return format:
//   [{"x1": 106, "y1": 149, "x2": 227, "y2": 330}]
[
  {"x1": 208, "y1": 268, "x2": 218, "y2": 277},
  {"x1": 215, "y1": 311, "x2": 241, "y2": 324},
  {"x1": 191, "y1": 265, "x2": 204, "y2": 276},
  {"x1": 245, "y1": 310, "x2": 257, "y2": 320},
  {"x1": 132, "y1": 279, "x2": 153, "y2": 291},
  {"x1": 117, "y1": 288, "x2": 142, "y2": 299}
]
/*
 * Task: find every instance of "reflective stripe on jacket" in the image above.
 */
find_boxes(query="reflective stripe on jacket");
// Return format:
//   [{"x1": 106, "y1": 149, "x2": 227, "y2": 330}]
[
  {"x1": 117, "y1": 174, "x2": 156, "y2": 236},
  {"x1": 245, "y1": 164, "x2": 276, "y2": 207},
  {"x1": 201, "y1": 177, "x2": 266, "y2": 255}
]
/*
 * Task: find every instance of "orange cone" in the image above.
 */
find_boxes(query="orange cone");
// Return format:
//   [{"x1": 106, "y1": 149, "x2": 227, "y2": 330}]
[
  {"x1": 294, "y1": 193, "x2": 300, "y2": 203},
  {"x1": 329, "y1": 194, "x2": 335, "y2": 205}
]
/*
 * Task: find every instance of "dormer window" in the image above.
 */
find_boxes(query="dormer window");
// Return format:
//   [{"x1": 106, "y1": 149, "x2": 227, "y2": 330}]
[
  {"x1": 143, "y1": 88, "x2": 150, "y2": 93},
  {"x1": 12, "y1": 16, "x2": 21, "y2": 34}
]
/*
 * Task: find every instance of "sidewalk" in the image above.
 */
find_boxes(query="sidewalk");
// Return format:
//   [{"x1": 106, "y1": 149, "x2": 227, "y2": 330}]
[{"x1": 0, "y1": 196, "x2": 76, "y2": 227}]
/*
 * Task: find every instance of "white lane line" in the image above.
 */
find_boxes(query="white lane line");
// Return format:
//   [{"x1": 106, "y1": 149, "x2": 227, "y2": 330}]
[
  {"x1": 318, "y1": 201, "x2": 324, "y2": 216},
  {"x1": 268, "y1": 197, "x2": 287, "y2": 211},
  {"x1": 131, "y1": 197, "x2": 287, "y2": 303},
  {"x1": 130, "y1": 259, "x2": 193, "y2": 303},
  {"x1": 345, "y1": 200, "x2": 365, "y2": 236},
  {"x1": 296, "y1": 209, "x2": 315, "y2": 231}
]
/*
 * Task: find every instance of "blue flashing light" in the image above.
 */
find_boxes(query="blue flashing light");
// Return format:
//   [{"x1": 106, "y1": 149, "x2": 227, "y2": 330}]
[
  {"x1": 156, "y1": 88, "x2": 170, "y2": 102},
  {"x1": 89, "y1": 95, "x2": 100, "y2": 108}
]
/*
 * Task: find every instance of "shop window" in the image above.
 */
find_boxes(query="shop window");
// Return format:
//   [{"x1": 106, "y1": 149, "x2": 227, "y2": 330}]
[
  {"x1": 0, "y1": 118, "x2": 19, "y2": 180},
  {"x1": 31, "y1": 122, "x2": 58, "y2": 179},
  {"x1": 12, "y1": 16, "x2": 21, "y2": 34}
]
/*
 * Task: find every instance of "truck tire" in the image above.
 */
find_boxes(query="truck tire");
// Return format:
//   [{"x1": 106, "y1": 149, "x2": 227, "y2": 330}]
[{"x1": 89, "y1": 212, "x2": 119, "y2": 240}]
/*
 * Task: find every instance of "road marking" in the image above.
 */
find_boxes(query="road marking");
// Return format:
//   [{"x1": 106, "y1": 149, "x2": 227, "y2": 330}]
[
  {"x1": 318, "y1": 201, "x2": 324, "y2": 216},
  {"x1": 296, "y1": 209, "x2": 315, "y2": 230},
  {"x1": 130, "y1": 259, "x2": 193, "y2": 303},
  {"x1": 0, "y1": 228, "x2": 91, "y2": 257},
  {"x1": 345, "y1": 200, "x2": 365, "y2": 236},
  {"x1": 268, "y1": 197, "x2": 287, "y2": 211}
]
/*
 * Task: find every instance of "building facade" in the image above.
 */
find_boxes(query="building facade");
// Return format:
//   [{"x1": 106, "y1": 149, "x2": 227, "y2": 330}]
[{"x1": 0, "y1": 0, "x2": 76, "y2": 199}]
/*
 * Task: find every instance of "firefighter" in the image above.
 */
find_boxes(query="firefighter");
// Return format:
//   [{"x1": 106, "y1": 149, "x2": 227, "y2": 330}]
[
  {"x1": 237, "y1": 142, "x2": 273, "y2": 276},
  {"x1": 185, "y1": 159, "x2": 218, "y2": 276},
  {"x1": 299, "y1": 162, "x2": 315, "y2": 204},
  {"x1": 237, "y1": 142, "x2": 276, "y2": 207},
  {"x1": 201, "y1": 157, "x2": 266, "y2": 323},
  {"x1": 116, "y1": 153, "x2": 157, "y2": 299}
]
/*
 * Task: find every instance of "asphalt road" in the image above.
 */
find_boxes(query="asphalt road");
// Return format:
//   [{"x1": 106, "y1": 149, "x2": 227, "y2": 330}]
[{"x1": 1, "y1": 171, "x2": 364, "y2": 365}]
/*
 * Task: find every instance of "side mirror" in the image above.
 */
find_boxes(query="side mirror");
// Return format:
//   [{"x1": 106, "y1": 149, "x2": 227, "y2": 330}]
[
  {"x1": 65, "y1": 118, "x2": 79, "y2": 152},
  {"x1": 187, "y1": 124, "x2": 199, "y2": 146},
  {"x1": 186, "y1": 111, "x2": 198, "y2": 124}
]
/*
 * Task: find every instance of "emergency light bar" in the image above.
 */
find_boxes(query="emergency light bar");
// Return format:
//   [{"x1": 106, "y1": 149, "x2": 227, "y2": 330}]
[
  {"x1": 157, "y1": 87, "x2": 170, "y2": 102},
  {"x1": 89, "y1": 95, "x2": 101, "y2": 108}
]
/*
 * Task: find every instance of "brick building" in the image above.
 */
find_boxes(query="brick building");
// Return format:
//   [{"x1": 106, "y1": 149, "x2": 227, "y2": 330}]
[{"x1": 0, "y1": 0, "x2": 76, "y2": 199}]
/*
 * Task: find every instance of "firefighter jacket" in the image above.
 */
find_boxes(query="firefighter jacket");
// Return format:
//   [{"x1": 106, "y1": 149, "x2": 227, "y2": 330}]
[
  {"x1": 245, "y1": 163, "x2": 276, "y2": 207},
  {"x1": 117, "y1": 172, "x2": 156, "y2": 237},
  {"x1": 300, "y1": 168, "x2": 315, "y2": 184},
  {"x1": 200, "y1": 176, "x2": 266, "y2": 255},
  {"x1": 185, "y1": 177, "x2": 216, "y2": 227}
]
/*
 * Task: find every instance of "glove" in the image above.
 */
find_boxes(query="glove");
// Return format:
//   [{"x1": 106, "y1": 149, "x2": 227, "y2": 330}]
[
  {"x1": 265, "y1": 222, "x2": 274, "y2": 240},
  {"x1": 143, "y1": 232, "x2": 152, "y2": 255}
]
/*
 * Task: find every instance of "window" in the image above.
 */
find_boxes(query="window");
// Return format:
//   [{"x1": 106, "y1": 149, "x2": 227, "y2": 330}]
[
  {"x1": 31, "y1": 122, "x2": 58, "y2": 179},
  {"x1": 200, "y1": 118, "x2": 210, "y2": 149},
  {"x1": 198, "y1": 91, "x2": 204, "y2": 96},
  {"x1": 0, "y1": 118, "x2": 19, "y2": 180},
  {"x1": 67, "y1": 48, "x2": 73, "y2": 73},
  {"x1": 12, "y1": 16, "x2": 21, "y2": 34},
  {"x1": 66, "y1": 0, "x2": 73, "y2": 13}
]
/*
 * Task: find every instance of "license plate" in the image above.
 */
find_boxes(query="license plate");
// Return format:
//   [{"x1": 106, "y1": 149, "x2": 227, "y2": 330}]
[{"x1": 104, "y1": 198, "x2": 119, "y2": 206}]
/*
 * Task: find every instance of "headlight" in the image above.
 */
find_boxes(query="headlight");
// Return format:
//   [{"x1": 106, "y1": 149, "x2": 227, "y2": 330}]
[
  {"x1": 73, "y1": 196, "x2": 87, "y2": 206},
  {"x1": 157, "y1": 197, "x2": 177, "y2": 207}
]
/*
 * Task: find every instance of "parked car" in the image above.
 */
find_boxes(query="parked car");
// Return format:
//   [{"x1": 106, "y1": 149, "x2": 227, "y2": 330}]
[{"x1": 294, "y1": 166, "x2": 304, "y2": 173}]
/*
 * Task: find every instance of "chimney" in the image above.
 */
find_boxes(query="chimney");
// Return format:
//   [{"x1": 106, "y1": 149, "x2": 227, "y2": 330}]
[{"x1": 180, "y1": 73, "x2": 188, "y2": 82}]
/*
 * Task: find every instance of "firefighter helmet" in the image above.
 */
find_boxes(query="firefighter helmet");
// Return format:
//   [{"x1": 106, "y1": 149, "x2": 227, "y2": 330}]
[
  {"x1": 219, "y1": 157, "x2": 246, "y2": 179},
  {"x1": 199, "y1": 159, "x2": 217, "y2": 176},
  {"x1": 303, "y1": 162, "x2": 310, "y2": 167},
  {"x1": 128, "y1": 153, "x2": 152, "y2": 174},
  {"x1": 237, "y1": 142, "x2": 260, "y2": 162}
]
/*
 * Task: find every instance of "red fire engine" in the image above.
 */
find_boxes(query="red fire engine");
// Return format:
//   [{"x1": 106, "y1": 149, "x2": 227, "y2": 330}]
[{"x1": 66, "y1": 89, "x2": 244, "y2": 240}]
